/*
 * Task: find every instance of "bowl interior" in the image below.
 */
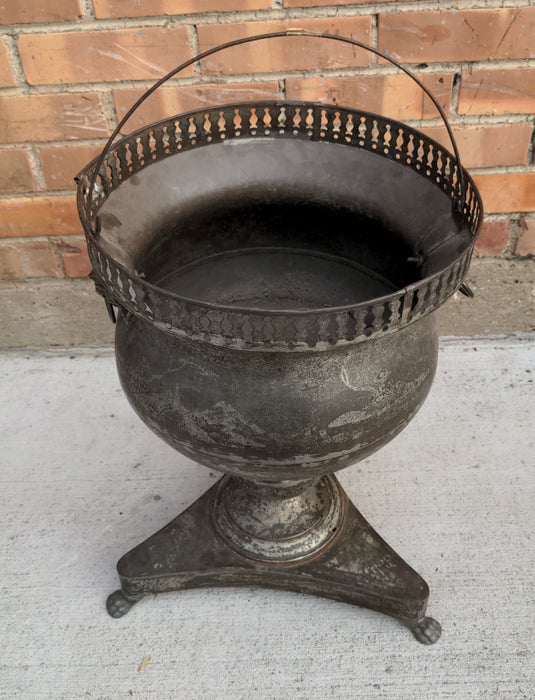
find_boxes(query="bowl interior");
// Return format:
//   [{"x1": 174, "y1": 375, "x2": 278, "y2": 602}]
[
  {"x1": 148, "y1": 200, "x2": 406, "y2": 310},
  {"x1": 97, "y1": 137, "x2": 472, "y2": 311}
]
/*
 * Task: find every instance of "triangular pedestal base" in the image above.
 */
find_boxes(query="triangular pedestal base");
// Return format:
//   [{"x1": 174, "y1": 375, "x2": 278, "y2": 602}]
[{"x1": 107, "y1": 476, "x2": 441, "y2": 644}]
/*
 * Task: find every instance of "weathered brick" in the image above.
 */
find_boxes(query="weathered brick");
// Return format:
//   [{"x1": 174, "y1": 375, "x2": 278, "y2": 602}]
[
  {"x1": 472, "y1": 174, "x2": 535, "y2": 214},
  {"x1": 19, "y1": 26, "x2": 192, "y2": 85},
  {"x1": 94, "y1": 0, "x2": 270, "y2": 18},
  {"x1": 56, "y1": 238, "x2": 91, "y2": 277},
  {"x1": 197, "y1": 18, "x2": 372, "y2": 75},
  {"x1": 286, "y1": 73, "x2": 453, "y2": 121},
  {"x1": 0, "y1": 94, "x2": 109, "y2": 143},
  {"x1": 0, "y1": 150, "x2": 37, "y2": 193},
  {"x1": 420, "y1": 124, "x2": 532, "y2": 169},
  {"x1": 0, "y1": 196, "x2": 80, "y2": 238},
  {"x1": 0, "y1": 38, "x2": 15, "y2": 87},
  {"x1": 40, "y1": 145, "x2": 102, "y2": 190},
  {"x1": 474, "y1": 221, "x2": 510, "y2": 257},
  {"x1": 114, "y1": 81, "x2": 280, "y2": 130},
  {"x1": 458, "y1": 68, "x2": 535, "y2": 116},
  {"x1": 0, "y1": 0, "x2": 82, "y2": 24},
  {"x1": 0, "y1": 240, "x2": 61, "y2": 279},
  {"x1": 515, "y1": 220, "x2": 535, "y2": 256},
  {"x1": 378, "y1": 8, "x2": 535, "y2": 63}
]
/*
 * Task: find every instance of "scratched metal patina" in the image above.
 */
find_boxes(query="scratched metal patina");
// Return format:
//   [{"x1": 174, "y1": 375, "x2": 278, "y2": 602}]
[{"x1": 77, "y1": 36, "x2": 481, "y2": 645}]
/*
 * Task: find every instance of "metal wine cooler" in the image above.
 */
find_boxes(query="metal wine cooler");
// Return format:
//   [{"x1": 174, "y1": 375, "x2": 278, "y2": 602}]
[{"x1": 76, "y1": 31, "x2": 482, "y2": 644}]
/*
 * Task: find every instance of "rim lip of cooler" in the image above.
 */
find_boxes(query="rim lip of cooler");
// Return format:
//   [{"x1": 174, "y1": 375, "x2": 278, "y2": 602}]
[{"x1": 75, "y1": 100, "x2": 483, "y2": 349}]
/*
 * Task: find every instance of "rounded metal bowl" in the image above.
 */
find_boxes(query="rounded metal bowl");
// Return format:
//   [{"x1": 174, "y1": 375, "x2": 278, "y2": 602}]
[{"x1": 77, "y1": 101, "x2": 481, "y2": 484}]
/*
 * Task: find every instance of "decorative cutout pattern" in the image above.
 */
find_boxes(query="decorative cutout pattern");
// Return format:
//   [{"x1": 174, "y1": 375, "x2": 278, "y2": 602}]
[{"x1": 77, "y1": 101, "x2": 482, "y2": 351}]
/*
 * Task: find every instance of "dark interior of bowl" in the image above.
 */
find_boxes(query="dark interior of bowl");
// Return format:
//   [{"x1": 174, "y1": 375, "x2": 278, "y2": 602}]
[
  {"x1": 97, "y1": 137, "x2": 473, "y2": 311},
  {"x1": 145, "y1": 200, "x2": 413, "y2": 310}
]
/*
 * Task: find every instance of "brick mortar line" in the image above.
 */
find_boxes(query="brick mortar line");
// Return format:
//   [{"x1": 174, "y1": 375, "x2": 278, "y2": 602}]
[
  {"x1": 470, "y1": 213, "x2": 524, "y2": 222},
  {"x1": 0, "y1": 235, "x2": 87, "y2": 245},
  {"x1": 504, "y1": 219, "x2": 520, "y2": 256},
  {"x1": 79, "y1": 0, "x2": 96, "y2": 20},
  {"x1": 370, "y1": 114, "x2": 534, "y2": 127},
  {"x1": 468, "y1": 165, "x2": 535, "y2": 175},
  {"x1": 2, "y1": 34, "x2": 28, "y2": 86},
  {"x1": 451, "y1": 72, "x2": 461, "y2": 116},
  {"x1": 27, "y1": 147, "x2": 48, "y2": 191},
  {"x1": 0, "y1": 138, "x2": 110, "y2": 149},
  {"x1": 0, "y1": 279, "x2": 92, "y2": 290},
  {"x1": 49, "y1": 237, "x2": 68, "y2": 277},
  {"x1": 2, "y1": 59, "x2": 535, "y2": 97},
  {"x1": 0, "y1": 275, "x2": 70, "y2": 282},
  {"x1": 1, "y1": 0, "x2": 533, "y2": 34},
  {"x1": 0, "y1": 191, "x2": 79, "y2": 201},
  {"x1": 370, "y1": 13, "x2": 378, "y2": 66},
  {"x1": 187, "y1": 25, "x2": 202, "y2": 78},
  {"x1": 100, "y1": 91, "x2": 121, "y2": 135}
]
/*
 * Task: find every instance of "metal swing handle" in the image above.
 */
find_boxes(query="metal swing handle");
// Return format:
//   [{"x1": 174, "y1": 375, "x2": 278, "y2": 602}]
[{"x1": 86, "y1": 29, "x2": 466, "y2": 227}]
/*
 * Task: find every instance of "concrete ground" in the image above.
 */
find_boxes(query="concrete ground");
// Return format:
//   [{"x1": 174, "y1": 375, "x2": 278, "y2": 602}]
[{"x1": 1, "y1": 336, "x2": 534, "y2": 699}]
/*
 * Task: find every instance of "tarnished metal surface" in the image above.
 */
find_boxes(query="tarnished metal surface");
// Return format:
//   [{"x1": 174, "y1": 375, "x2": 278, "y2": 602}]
[
  {"x1": 106, "y1": 477, "x2": 440, "y2": 644},
  {"x1": 75, "y1": 39, "x2": 482, "y2": 644},
  {"x1": 115, "y1": 311, "x2": 438, "y2": 481},
  {"x1": 212, "y1": 475, "x2": 345, "y2": 562}
]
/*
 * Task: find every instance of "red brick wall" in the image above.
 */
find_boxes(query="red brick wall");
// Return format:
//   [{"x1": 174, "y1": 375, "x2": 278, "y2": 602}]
[{"x1": 1, "y1": 1, "x2": 534, "y2": 280}]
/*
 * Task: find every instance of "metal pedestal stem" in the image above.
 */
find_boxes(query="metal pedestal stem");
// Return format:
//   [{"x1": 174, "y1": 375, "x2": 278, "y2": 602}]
[{"x1": 106, "y1": 474, "x2": 441, "y2": 645}]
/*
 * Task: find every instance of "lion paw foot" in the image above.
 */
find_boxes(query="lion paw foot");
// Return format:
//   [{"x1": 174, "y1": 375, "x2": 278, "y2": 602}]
[
  {"x1": 106, "y1": 590, "x2": 139, "y2": 618},
  {"x1": 411, "y1": 617, "x2": 442, "y2": 645}
]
